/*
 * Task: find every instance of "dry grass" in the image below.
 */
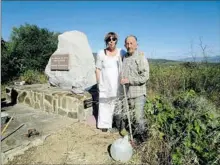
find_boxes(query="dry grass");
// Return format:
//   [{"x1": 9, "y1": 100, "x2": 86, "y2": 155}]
[{"x1": 137, "y1": 129, "x2": 171, "y2": 165}]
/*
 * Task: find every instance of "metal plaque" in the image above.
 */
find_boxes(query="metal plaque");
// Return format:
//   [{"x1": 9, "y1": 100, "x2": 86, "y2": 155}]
[{"x1": 51, "y1": 54, "x2": 69, "y2": 71}]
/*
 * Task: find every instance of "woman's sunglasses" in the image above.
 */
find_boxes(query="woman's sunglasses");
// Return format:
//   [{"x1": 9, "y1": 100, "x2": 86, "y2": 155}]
[{"x1": 106, "y1": 37, "x2": 117, "y2": 42}]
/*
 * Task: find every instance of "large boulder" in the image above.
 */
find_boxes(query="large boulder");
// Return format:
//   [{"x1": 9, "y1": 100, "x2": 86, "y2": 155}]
[{"x1": 45, "y1": 31, "x2": 96, "y2": 92}]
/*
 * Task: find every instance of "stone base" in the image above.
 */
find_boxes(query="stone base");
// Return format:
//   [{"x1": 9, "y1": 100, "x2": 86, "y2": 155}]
[{"x1": 5, "y1": 84, "x2": 94, "y2": 122}]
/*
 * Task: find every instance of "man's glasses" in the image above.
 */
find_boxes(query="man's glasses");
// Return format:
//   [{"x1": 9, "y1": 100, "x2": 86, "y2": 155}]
[{"x1": 106, "y1": 37, "x2": 117, "y2": 42}]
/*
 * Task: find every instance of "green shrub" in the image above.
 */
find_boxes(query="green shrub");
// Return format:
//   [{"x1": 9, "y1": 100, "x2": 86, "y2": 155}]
[
  {"x1": 148, "y1": 63, "x2": 188, "y2": 97},
  {"x1": 148, "y1": 62, "x2": 220, "y2": 107},
  {"x1": 144, "y1": 90, "x2": 220, "y2": 165},
  {"x1": 19, "y1": 69, "x2": 48, "y2": 84}
]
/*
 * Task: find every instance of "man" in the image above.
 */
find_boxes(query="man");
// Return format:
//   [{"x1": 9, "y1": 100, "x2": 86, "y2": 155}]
[{"x1": 120, "y1": 35, "x2": 150, "y2": 144}]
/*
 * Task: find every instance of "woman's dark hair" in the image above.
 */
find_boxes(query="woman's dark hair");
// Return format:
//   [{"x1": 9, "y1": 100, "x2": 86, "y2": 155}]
[{"x1": 104, "y1": 32, "x2": 118, "y2": 46}]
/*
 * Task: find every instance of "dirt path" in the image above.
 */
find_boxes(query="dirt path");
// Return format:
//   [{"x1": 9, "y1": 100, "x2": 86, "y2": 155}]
[{"x1": 5, "y1": 122, "x2": 142, "y2": 164}]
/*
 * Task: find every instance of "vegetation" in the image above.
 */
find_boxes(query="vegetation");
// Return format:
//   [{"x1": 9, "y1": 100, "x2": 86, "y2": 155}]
[
  {"x1": 148, "y1": 62, "x2": 220, "y2": 106},
  {"x1": 1, "y1": 23, "x2": 59, "y2": 83},
  {"x1": 142, "y1": 61, "x2": 220, "y2": 165},
  {"x1": 19, "y1": 69, "x2": 48, "y2": 84},
  {"x1": 1, "y1": 23, "x2": 219, "y2": 164},
  {"x1": 143, "y1": 90, "x2": 219, "y2": 165}
]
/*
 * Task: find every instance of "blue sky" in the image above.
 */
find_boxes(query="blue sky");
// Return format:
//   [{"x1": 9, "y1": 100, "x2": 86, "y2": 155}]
[{"x1": 2, "y1": 1, "x2": 220, "y2": 60}]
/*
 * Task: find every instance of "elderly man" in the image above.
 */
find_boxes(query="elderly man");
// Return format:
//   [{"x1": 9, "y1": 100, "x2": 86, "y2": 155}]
[{"x1": 120, "y1": 35, "x2": 150, "y2": 144}]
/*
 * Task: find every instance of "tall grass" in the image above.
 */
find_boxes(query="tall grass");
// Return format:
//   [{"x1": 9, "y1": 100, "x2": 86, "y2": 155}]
[{"x1": 148, "y1": 62, "x2": 220, "y2": 106}]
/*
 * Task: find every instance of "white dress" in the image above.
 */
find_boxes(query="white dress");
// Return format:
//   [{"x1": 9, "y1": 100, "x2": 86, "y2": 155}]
[{"x1": 96, "y1": 48, "x2": 126, "y2": 129}]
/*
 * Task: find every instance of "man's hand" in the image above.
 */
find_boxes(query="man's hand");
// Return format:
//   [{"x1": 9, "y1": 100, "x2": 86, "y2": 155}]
[{"x1": 120, "y1": 78, "x2": 129, "y2": 85}]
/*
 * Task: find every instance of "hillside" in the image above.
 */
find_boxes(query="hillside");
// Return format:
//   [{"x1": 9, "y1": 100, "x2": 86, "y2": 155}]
[
  {"x1": 179, "y1": 55, "x2": 220, "y2": 63},
  {"x1": 148, "y1": 58, "x2": 180, "y2": 63},
  {"x1": 92, "y1": 53, "x2": 180, "y2": 64}
]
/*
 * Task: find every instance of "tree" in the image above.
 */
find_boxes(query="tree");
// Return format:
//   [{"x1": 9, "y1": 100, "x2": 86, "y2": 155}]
[
  {"x1": 10, "y1": 23, "x2": 60, "y2": 72},
  {"x1": 1, "y1": 38, "x2": 13, "y2": 82},
  {"x1": 1, "y1": 23, "x2": 60, "y2": 82}
]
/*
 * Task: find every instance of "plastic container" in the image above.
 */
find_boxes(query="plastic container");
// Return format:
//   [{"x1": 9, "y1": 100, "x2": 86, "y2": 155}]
[{"x1": 110, "y1": 135, "x2": 133, "y2": 162}]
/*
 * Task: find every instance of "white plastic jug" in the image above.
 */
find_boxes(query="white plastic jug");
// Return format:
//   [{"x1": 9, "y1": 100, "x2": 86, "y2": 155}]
[{"x1": 110, "y1": 135, "x2": 133, "y2": 162}]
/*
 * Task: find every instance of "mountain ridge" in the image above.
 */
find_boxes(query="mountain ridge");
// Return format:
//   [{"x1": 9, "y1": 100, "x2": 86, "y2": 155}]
[{"x1": 92, "y1": 53, "x2": 220, "y2": 63}]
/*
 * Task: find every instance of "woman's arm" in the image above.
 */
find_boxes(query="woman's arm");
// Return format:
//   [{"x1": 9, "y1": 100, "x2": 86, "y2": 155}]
[
  {"x1": 95, "y1": 50, "x2": 102, "y2": 84},
  {"x1": 95, "y1": 68, "x2": 101, "y2": 84}
]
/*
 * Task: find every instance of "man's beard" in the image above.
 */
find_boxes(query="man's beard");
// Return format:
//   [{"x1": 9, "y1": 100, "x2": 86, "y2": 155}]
[{"x1": 127, "y1": 49, "x2": 133, "y2": 55}]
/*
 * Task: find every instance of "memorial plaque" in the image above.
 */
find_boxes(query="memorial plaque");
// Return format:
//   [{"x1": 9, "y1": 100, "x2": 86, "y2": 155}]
[{"x1": 51, "y1": 54, "x2": 69, "y2": 71}]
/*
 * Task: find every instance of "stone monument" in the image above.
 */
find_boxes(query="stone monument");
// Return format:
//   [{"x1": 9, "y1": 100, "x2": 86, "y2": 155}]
[{"x1": 45, "y1": 31, "x2": 96, "y2": 93}]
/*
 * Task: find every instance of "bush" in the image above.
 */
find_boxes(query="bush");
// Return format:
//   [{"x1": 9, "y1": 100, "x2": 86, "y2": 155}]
[
  {"x1": 144, "y1": 90, "x2": 220, "y2": 165},
  {"x1": 19, "y1": 69, "x2": 48, "y2": 84},
  {"x1": 148, "y1": 63, "x2": 188, "y2": 97},
  {"x1": 148, "y1": 62, "x2": 220, "y2": 107}
]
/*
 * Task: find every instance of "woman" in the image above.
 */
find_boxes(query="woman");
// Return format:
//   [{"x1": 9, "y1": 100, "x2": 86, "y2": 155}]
[{"x1": 95, "y1": 32, "x2": 126, "y2": 132}]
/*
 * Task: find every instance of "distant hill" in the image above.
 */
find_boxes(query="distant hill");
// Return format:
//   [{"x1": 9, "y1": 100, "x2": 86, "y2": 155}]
[
  {"x1": 93, "y1": 53, "x2": 220, "y2": 64},
  {"x1": 148, "y1": 58, "x2": 178, "y2": 63},
  {"x1": 93, "y1": 53, "x2": 180, "y2": 64},
  {"x1": 179, "y1": 56, "x2": 220, "y2": 63}
]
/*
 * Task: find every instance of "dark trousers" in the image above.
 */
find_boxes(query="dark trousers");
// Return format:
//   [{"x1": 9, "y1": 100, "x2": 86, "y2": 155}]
[{"x1": 113, "y1": 95, "x2": 148, "y2": 141}]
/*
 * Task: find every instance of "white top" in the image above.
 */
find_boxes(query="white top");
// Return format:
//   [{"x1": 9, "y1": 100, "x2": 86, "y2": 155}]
[{"x1": 96, "y1": 48, "x2": 126, "y2": 98}]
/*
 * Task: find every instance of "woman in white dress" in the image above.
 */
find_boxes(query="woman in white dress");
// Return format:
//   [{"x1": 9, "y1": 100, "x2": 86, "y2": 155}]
[{"x1": 95, "y1": 32, "x2": 126, "y2": 132}]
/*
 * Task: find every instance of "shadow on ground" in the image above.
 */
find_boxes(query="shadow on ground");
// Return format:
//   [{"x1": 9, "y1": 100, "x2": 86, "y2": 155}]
[
  {"x1": 1, "y1": 88, "x2": 18, "y2": 108},
  {"x1": 107, "y1": 144, "x2": 113, "y2": 159}
]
